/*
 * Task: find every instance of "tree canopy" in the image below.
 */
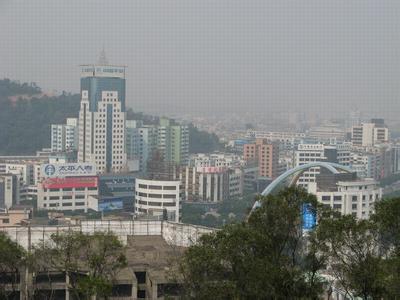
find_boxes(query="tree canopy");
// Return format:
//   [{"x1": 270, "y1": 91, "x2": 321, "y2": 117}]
[
  {"x1": 31, "y1": 231, "x2": 127, "y2": 299},
  {"x1": 0, "y1": 92, "x2": 80, "y2": 155},
  {"x1": 188, "y1": 123, "x2": 221, "y2": 154},
  {"x1": 180, "y1": 188, "x2": 400, "y2": 299},
  {"x1": 180, "y1": 187, "x2": 326, "y2": 299}
]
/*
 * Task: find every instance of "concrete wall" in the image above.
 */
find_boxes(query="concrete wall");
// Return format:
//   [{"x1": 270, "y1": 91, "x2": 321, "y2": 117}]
[{"x1": 0, "y1": 220, "x2": 215, "y2": 250}]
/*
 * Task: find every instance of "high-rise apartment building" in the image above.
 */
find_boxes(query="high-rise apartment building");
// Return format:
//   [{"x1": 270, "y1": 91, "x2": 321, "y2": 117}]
[
  {"x1": 351, "y1": 119, "x2": 389, "y2": 147},
  {"x1": 125, "y1": 118, "x2": 188, "y2": 172},
  {"x1": 170, "y1": 124, "x2": 190, "y2": 166},
  {"x1": 51, "y1": 118, "x2": 78, "y2": 152},
  {"x1": 157, "y1": 118, "x2": 189, "y2": 166},
  {"x1": 126, "y1": 120, "x2": 156, "y2": 172},
  {"x1": 243, "y1": 139, "x2": 279, "y2": 179},
  {"x1": 78, "y1": 62, "x2": 127, "y2": 173}
]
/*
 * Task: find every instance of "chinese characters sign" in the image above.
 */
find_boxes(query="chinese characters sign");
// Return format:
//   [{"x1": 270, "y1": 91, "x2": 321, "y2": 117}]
[{"x1": 41, "y1": 163, "x2": 96, "y2": 178}]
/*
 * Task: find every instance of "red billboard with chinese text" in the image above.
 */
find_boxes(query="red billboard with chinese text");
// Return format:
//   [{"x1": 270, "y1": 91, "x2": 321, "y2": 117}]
[{"x1": 42, "y1": 176, "x2": 98, "y2": 189}]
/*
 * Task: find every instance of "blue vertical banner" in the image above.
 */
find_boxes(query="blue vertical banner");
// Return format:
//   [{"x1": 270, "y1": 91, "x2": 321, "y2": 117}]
[{"x1": 302, "y1": 203, "x2": 316, "y2": 230}]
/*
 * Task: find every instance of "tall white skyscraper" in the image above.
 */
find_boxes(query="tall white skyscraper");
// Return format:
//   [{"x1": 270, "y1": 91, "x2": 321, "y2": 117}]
[{"x1": 78, "y1": 61, "x2": 127, "y2": 173}]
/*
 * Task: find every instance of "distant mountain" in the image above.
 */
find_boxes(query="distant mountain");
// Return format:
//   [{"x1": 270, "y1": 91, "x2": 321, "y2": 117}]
[
  {"x1": 0, "y1": 80, "x2": 80, "y2": 155},
  {"x1": 0, "y1": 79, "x2": 220, "y2": 156}
]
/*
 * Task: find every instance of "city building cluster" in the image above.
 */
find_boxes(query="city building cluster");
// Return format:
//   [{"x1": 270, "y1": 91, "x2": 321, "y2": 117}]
[{"x1": 0, "y1": 58, "x2": 399, "y2": 230}]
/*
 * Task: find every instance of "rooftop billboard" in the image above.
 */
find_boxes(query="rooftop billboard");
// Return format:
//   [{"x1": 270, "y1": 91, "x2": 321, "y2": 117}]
[{"x1": 41, "y1": 163, "x2": 96, "y2": 178}]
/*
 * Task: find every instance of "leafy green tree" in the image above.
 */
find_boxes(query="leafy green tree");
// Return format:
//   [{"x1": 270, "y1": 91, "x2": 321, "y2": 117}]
[
  {"x1": 77, "y1": 232, "x2": 127, "y2": 299},
  {"x1": 180, "y1": 187, "x2": 326, "y2": 299},
  {"x1": 373, "y1": 197, "x2": 400, "y2": 298},
  {"x1": 0, "y1": 233, "x2": 26, "y2": 299},
  {"x1": 315, "y1": 215, "x2": 387, "y2": 299},
  {"x1": 32, "y1": 231, "x2": 127, "y2": 300},
  {"x1": 373, "y1": 197, "x2": 400, "y2": 252}
]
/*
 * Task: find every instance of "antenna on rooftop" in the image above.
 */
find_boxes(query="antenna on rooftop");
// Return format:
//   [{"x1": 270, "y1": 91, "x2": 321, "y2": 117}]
[{"x1": 98, "y1": 46, "x2": 109, "y2": 65}]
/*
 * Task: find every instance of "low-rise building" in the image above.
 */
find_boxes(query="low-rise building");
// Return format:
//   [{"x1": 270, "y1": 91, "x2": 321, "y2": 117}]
[
  {"x1": 308, "y1": 173, "x2": 382, "y2": 219},
  {"x1": 135, "y1": 178, "x2": 181, "y2": 222},
  {"x1": 0, "y1": 207, "x2": 31, "y2": 227},
  {"x1": 180, "y1": 166, "x2": 229, "y2": 203},
  {"x1": 37, "y1": 176, "x2": 99, "y2": 212},
  {"x1": 98, "y1": 173, "x2": 135, "y2": 211},
  {"x1": 37, "y1": 162, "x2": 99, "y2": 212}
]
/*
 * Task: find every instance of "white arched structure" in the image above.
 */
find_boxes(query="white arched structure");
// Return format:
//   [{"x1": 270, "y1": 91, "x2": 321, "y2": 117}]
[{"x1": 251, "y1": 162, "x2": 353, "y2": 212}]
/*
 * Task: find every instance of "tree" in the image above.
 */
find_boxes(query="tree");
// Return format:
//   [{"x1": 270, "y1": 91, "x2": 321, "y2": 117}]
[
  {"x1": 32, "y1": 231, "x2": 127, "y2": 300},
  {"x1": 0, "y1": 233, "x2": 26, "y2": 299},
  {"x1": 315, "y1": 215, "x2": 387, "y2": 299},
  {"x1": 373, "y1": 197, "x2": 400, "y2": 252},
  {"x1": 78, "y1": 232, "x2": 127, "y2": 299},
  {"x1": 372, "y1": 197, "x2": 400, "y2": 298},
  {"x1": 179, "y1": 187, "x2": 327, "y2": 299},
  {"x1": 188, "y1": 123, "x2": 221, "y2": 154}
]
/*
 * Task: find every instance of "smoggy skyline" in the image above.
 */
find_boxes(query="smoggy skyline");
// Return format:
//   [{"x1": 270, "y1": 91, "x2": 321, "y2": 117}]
[{"x1": 1, "y1": 0, "x2": 400, "y2": 121}]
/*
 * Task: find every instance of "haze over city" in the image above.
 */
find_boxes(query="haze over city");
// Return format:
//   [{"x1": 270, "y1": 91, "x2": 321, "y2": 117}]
[
  {"x1": 2, "y1": 1, "x2": 400, "y2": 298},
  {"x1": 2, "y1": 0, "x2": 400, "y2": 120}
]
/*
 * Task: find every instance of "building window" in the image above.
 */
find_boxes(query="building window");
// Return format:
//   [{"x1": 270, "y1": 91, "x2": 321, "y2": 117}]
[
  {"x1": 149, "y1": 193, "x2": 162, "y2": 198},
  {"x1": 2, "y1": 219, "x2": 9, "y2": 224},
  {"x1": 163, "y1": 194, "x2": 176, "y2": 199},
  {"x1": 149, "y1": 185, "x2": 162, "y2": 190}
]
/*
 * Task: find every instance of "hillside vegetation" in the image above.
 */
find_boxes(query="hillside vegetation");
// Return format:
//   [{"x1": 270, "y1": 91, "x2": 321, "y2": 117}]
[{"x1": 0, "y1": 79, "x2": 220, "y2": 155}]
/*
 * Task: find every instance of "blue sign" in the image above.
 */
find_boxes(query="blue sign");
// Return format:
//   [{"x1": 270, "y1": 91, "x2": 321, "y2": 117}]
[
  {"x1": 302, "y1": 203, "x2": 316, "y2": 230},
  {"x1": 44, "y1": 164, "x2": 56, "y2": 176},
  {"x1": 98, "y1": 200, "x2": 123, "y2": 212}
]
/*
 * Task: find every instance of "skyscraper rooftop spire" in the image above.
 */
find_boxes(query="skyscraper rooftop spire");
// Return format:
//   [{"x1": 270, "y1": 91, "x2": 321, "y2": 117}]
[{"x1": 97, "y1": 47, "x2": 109, "y2": 65}]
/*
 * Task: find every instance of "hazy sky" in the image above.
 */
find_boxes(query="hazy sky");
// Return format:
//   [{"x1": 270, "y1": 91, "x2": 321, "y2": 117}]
[{"x1": 1, "y1": 0, "x2": 400, "y2": 120}]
